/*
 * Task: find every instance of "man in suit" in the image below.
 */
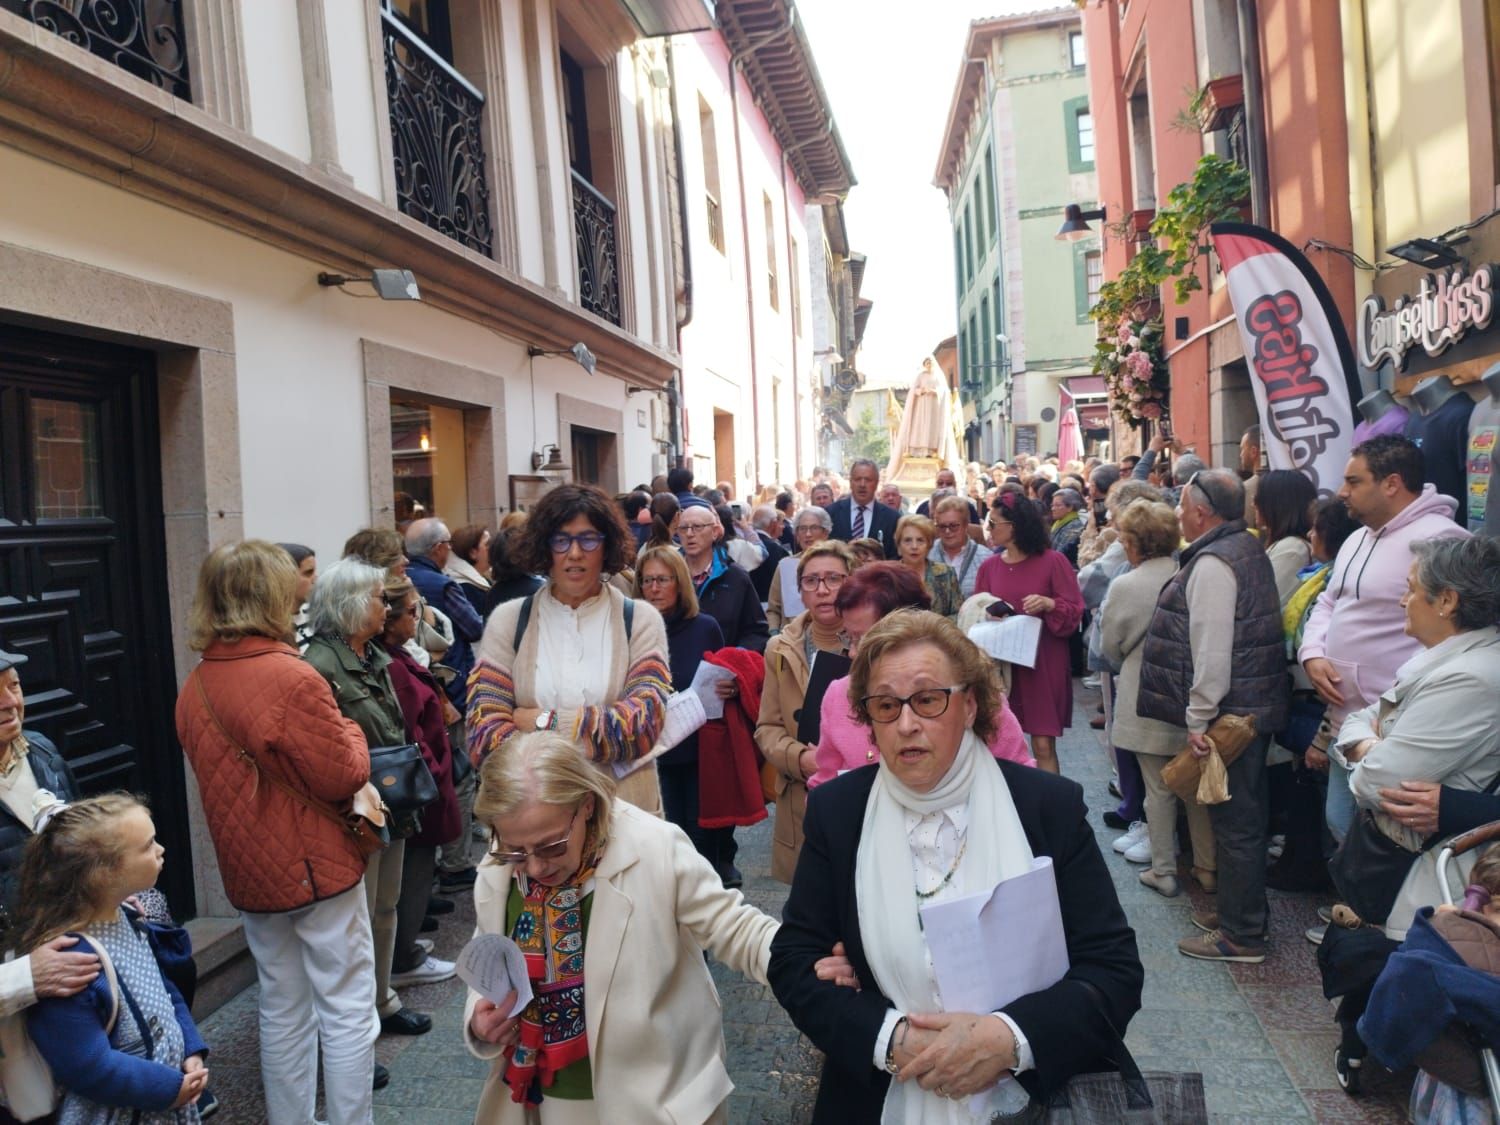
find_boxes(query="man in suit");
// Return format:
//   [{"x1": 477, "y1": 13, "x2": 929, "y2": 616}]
[{"x1": 828, "y1": 459, "x2": 899, "y2": 558}]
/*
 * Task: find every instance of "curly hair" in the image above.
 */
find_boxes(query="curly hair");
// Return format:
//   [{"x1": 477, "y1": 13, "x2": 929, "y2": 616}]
[
  {"x1": 847, "y1": 610, "x2": 1001, "y2": 744},
  {"x1": 18, "y1": 793, "x2": 148, "y2": 952},
  {"x1": 511, "y1": 483, "x2": 633, "y2": 577}
]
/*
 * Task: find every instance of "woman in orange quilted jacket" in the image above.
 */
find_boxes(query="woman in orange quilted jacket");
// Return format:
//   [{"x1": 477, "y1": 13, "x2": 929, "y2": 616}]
[{"x1": 175, "y1": 540, "x2": 379, "y2": 1125}]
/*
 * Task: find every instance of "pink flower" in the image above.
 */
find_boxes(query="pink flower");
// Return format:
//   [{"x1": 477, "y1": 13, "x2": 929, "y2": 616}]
[
  {"x1": 1139, "y1": 402, "x2": 1164, "y2": 419},
  {"x1": 1116, "y1": 323, "x2": 1132, "y2": 344}
]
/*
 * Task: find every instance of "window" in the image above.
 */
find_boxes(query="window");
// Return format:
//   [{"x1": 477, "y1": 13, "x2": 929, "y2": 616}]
[
  {"x1": 763, "y1": 193, "x2": 779, "y2": 311},
  {"x1": 1064, "y1": 95, "x2": 1095, "y2": 173},
  {"x1": 983, "y1": 150, "x2": 997, "y2": 246},
  {"x1": 698, "y1": 96, "x2": 724, "y2": 254},
  {"x1": 954, "y1": 228, "x2": 965, "y2": 296},
  {"x1": 790, "y1": 238, "x2": 803, "y2": 337},
  {"x1": 963, "y1": 206, "x2": 975, "y2": 283},
  {"x1": 391, "y1": 396, "x2": 469, "y2": 523},
  {"x1": 1085, "y1": 250, "x2": 1103, "y2": 307},
  {"x1": 1069, "y1": 31, "x2": 1086, "y2": 69},
  {"x1": 560, "y1": 50, "x2": 591, "y2": 181},
  {"x1": 980, "y1": 297, "x2": 993, "y2": 394},
  {"x1": 1074, "y1": 245, "x2": 1104, "y2": 323}
]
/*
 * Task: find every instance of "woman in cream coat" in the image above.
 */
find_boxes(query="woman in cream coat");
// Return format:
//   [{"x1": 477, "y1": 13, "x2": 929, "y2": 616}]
[
  {"x1": 463, "y1": 732, "x2": 779, "y2": 1124},
  {"x1": 1099, "y1": 501, "x2": 1216, "y2": 898}
]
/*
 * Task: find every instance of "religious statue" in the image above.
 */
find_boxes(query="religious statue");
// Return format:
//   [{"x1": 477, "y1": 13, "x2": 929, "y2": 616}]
[{"x1": 885, "y1": 356, "x2": 964, "y2": 485}]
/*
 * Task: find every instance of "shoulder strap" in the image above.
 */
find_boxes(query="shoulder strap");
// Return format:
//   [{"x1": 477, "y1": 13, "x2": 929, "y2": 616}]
[
  {"x1": 69, "y1": 934, "x2": 121, "y2": 1036},
  {"x1": 512, "y1": 593, "x2": 536, "y2": 653},
  {"x1": 191, "y1": 670, "x2": 349, "y2": 828},
  {"x1": 623, "y1": 596, "x2": 635, "y2": 641}
]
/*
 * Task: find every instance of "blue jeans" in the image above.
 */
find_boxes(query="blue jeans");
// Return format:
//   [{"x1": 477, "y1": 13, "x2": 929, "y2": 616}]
[{"x1": 1326, "y1": 759, "x2": 1356, "y2": 845}]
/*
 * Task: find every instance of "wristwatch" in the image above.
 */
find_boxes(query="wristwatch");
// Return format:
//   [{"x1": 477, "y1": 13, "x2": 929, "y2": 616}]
[
  {"x1": 535, "y1": 710, "x2": 554, "y2": 732},
  {"x1": 884, "y1": 1016, "x2": 908, "y2": 1074}
]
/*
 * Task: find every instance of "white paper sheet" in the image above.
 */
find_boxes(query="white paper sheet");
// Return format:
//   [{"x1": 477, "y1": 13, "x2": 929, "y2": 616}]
[
  {"x1": 966, "y1": 614, "x2": 1043, "y2": 668},
  {"x1": 777, "y1": 558, "x2": 807, "y2": 620},
  {"x1": 456, "y1": 933, "x2": 533, "y2": 1017},
  {"x1": 917, "y1": 855, "x2": 1069, "y2": 1014},
  {"x1": 688, "y1": 661, "x2": 736, "y2": 720},
  {"x1": 658, "y1": 690, "x2": 708, "y2": 750}
]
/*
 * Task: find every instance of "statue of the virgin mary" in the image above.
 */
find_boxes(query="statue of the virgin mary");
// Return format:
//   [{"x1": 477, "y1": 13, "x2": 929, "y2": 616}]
[{"x1": 885, "y1": 356, "x2": 963, "y2": 480}]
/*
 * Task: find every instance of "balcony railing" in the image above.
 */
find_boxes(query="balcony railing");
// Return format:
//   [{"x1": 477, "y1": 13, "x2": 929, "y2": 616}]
[
  {"x1": 4, "y1": 0, "x2": 190, "y2": 99},
  {"x1": 571, "y1": 170, "x2": 620, "y2": 325},
  {"x1": 381, "y1": 10, "x2": 492, "y2": 257}
]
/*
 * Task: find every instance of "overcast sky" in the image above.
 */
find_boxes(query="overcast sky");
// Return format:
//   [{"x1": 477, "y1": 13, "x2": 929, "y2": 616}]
[{"x1": 795, "y1": 0, "x2": 1070, "y2": 390}]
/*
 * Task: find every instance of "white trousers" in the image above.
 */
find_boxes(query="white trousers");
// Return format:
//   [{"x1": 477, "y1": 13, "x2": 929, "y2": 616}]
[{"x1": 240, "y1": 884, "x2": 380, "y2": 1125}]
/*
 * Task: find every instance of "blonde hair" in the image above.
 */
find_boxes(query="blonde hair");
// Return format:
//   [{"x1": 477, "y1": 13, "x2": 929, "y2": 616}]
[
  {"x1": 796, "y1": 539, "x2": 857, "y2": 582},
  {"x1": 1115, "y1": 500, "x2": 1181, "y2": 560},
  {"x1": 188, "y1": 540, "x2": 298, "y2": 651},
  {"x1": 847, "y1": 609, "x2": 1001, "y2": 744},
  {"x1": 474, "y1": 732, "x2": 615, "y2": 860},
  {"x1": 632, "y1": 546, "x2": 699, "y2": 617},
  {"x1": 895, "y1": 514, "x2": 936, "y2": 549},
  {"x1": 18, "y1": 793, "x2": 147, "y2": 951},
  {"x1": 933, "y1": 495, "x2": 972, "y2": 521}
]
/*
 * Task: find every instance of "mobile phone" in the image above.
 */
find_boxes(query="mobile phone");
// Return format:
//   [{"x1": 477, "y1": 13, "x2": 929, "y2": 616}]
[
  {"x1": 986, "y1": 599, "x2": 1017, "y2": 618},
  {"x1": 1161, "y1": 419, "x2": 1173, "y2": 439}
]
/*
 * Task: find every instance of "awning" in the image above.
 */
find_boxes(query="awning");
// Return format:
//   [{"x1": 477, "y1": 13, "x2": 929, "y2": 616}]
[
  {"x1": 620, "y1": 0, "x2": 716, "y2": 36},
  {"x1": 1066, "y1": 376, "x2": 1108, "y2": 396}
]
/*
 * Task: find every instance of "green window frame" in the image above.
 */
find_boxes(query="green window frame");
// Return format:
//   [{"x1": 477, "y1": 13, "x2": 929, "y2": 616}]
[
  {"x1": 1073, "y1": 242, "x2": 1102, "y2": 324},
  {"x1": 1064, "y1": 95, "x2": 1095, "y2": 174}
]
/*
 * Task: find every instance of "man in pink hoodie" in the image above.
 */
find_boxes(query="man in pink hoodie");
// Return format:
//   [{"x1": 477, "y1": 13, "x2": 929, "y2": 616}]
[{"x1": 1299, "y1": 435, "x2": 1470, "y2": 841}]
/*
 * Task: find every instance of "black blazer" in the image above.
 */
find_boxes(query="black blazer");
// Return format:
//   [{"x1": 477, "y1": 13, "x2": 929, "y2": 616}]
[
  {"x1": 827, "y1": 497, "x2": 900, "y2": 558},
  {"x1": 768, "y1": 759, "x2": 1143, "y2": 1123}
]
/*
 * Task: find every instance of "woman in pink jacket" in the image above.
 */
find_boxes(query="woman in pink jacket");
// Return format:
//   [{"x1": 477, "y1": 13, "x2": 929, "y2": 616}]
[{"x1": 809, "y1": 562, "x2": 1031, "y2": 788}]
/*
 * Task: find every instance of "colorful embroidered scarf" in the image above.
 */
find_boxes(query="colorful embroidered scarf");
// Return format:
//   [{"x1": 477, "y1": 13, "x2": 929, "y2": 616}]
[{"x1": 503, "y1": 852, "x2": 599, "y2": 1105}]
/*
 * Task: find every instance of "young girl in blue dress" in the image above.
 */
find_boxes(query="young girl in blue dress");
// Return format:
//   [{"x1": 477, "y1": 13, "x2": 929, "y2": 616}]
[{"x1": 19, "y1": 794, "x2": 209, "y2": 1124}]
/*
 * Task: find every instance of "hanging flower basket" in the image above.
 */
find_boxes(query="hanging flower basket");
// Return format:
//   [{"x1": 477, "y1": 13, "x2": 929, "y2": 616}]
[{"x1": 1094, "y1": 318, "x2": 1169, "y2": 428}]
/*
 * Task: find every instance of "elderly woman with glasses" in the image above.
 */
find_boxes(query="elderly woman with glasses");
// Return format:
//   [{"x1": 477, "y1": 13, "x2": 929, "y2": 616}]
[
  {"x1": 894, "y1": 514, "x2": 962, "y2": 619},
  {"x1": 757, "y1": 540, "x2": 858, "y2": 883},
  {"x1": 769, "y1": 611, "x2": 1142, "y2": 1123},
  {"x1": 469, "y1": 484, "x2": 672, "y2": 816},
  {"x1": 768, "y1": 505, "x2": 835, "y2": 631},
  {"x1": 928, "y1": 495, "x2": 991, "y2": 600},
  {"x1": 463, "y1": 732, "x2": 781, "y2": 1123}
]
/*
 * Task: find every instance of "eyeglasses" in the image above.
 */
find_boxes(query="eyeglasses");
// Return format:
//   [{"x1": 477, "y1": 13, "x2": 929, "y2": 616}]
[
  {"x1": 548, "y1": 531, "x2": 605, "y2": 554},
  {"x1": 639, "y1": 574, "x2": 676, "y2": 588},
  {"x1": 677, "y1": 522, "x2": 716, "y2": 534},
  {"x1": 489, "y1": 807, "x2": 582, "y2": 864},
  {"x1": 798, "y1": 572, "x2": 847, "y2": 592},
  {"x1": 861, "y1": 684, "x2": 968, "y2": 723},
  {"x1": 935, "y1": 521, "x2": 966, "y2": 533},
  {"x1": 386, "y1": 602, "x2": 419, "y2": 618}
]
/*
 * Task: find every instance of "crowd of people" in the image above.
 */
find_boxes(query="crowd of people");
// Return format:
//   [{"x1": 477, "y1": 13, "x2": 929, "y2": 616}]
[{"x1": 0, "y1": 428, "x2": 1497, "y2": 1124}]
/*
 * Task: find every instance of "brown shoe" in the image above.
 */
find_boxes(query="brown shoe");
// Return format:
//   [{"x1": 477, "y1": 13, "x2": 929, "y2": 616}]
[
  {"x1": 1090, "y1": 714, "x2": 1106, "y2": 730},
  {"x1": 1190, "y1": 866, "x2": 1217, "y2": 893},
  {"x1": 1191, "y1": 909, "x2": 1218, "y2": 933},
  {"x1": 1177, "y1": 929, "x2": 1266, "y2": 963}
]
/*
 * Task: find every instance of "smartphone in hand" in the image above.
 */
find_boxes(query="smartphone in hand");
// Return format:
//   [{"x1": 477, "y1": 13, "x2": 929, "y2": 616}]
[{"x1": 985, "y1": 599, "x2": 1017, "y2": 618}]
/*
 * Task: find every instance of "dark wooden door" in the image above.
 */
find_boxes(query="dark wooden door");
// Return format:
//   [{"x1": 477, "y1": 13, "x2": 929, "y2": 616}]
[{"x1": 0, "y1": 325, "x2": 192, "y2": 913}]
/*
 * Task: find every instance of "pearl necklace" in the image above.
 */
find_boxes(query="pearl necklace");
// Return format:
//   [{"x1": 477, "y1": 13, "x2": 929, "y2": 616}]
[{"x1": 914, "y1": 830, "x2": 968, "y2": 901}]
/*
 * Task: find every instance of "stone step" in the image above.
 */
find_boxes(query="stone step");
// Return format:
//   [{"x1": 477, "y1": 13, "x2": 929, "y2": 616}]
[{"x1": 184, "y1": 915, "x2": 256, "y2": 1019}]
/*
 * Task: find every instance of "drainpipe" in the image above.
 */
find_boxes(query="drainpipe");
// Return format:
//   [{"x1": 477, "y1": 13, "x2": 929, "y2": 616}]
[
  {"x1": 728, "y1": 12, "x2": 796, "y2": 489},
  {"x1": 780, "y1": 118, "x2": 834, "y2": 483},
  {"x1": 1235, "y1": 0, "x2": 1271, "y2": 225},
  {"x1": 665, "y1": 37, "x2": 692, "y2": 467}
]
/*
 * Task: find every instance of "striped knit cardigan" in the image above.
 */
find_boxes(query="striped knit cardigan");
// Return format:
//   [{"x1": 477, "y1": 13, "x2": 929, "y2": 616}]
[{"x1": 467, "y1": 582, "x2": 671, "y2": 767}]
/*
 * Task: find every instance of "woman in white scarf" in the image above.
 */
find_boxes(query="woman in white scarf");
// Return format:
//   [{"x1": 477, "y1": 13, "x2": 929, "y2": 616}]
[{"x1": 769, "y1": 610, "x2": 1142, "y2": 1124}]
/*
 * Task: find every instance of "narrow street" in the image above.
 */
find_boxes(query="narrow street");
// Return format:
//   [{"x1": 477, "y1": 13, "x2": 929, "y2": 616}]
[{"x1": 196, "y1": 683, "x2": 1415, "y2": 1124}]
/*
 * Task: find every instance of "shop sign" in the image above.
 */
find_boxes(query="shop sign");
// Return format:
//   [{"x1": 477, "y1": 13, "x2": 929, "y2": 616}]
[{"x1": 1357, "y1": 263, "x2": 1495, "y2": 372}]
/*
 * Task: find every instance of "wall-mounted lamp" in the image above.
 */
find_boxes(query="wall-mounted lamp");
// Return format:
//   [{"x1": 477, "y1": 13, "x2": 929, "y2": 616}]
[
  {"x1": 531, "y1": 444, "x2": 570, "y2": 473},
  {"x1": 1055, "y1": 204, "x2": 1106, "y2": 242},
  {"x1": 317, "y1": 269, "x2": 421, "y2": 300},
  {"x1": 812, "y1": 347, "x2": 844, "y2": 363},
  {"x1": 528, "y1": 342, "x2": 598, "y2": 376},
  {"x1": 1386, "y1": 237, "x2": 1466, "y2": 269}
]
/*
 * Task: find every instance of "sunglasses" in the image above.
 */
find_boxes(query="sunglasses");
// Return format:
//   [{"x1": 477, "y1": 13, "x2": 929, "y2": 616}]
[
  {"x1": 860, "y1": 685, "x2": 967, "y2": 724},
  {"x1": 548, "y1": 532, "x2": 605, "y2": 554},
  {"x1": 1185, "y1": 472, "x2": 1222, "y2": 519},
  {"x1": 489, "y1": 806, "x2": 582, "y2": 864}
]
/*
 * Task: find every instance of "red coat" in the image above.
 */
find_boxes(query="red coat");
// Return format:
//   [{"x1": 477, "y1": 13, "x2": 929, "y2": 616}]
[
  {"x1": 384, "y1": 642, "x2": 461, "y2": 848},
  {"x1": 175, "y1": 637, "x2": 370, "y2": 913},
  {"x1": 697, "y1": 647, "x2": 768, "y2": 830}
]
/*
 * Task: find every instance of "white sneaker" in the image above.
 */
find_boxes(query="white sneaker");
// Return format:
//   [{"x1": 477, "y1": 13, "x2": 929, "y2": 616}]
[
  {"x1": 391, "y1": 955, "x2": 456, "y2": 988},
  {"x1": 1082, "y1": 675, "x2": 1101, "y2": 689},
  {"x1": 1123, "y1": 836, "x2": 1152, "y2": 864},
  {"x1": 415, "y1": 937, "x2": 434, "y2": 955},
  {"x1": 1112, "y1": 821, "x2": 1147, "y2": 853}
]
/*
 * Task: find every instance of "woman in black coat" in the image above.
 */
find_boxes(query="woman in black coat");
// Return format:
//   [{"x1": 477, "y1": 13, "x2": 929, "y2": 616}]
[
  {"x1": 769, "y1": 611, "x2": 1142, "y2": 1122},
  {"x1": 634, "y1": 547, "x2": 724, "y2": 865}
]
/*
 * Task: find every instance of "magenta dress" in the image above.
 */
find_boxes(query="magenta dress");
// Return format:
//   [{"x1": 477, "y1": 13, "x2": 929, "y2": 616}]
[{"x1": 973, "y1": 549, "x2": 1084, "y2": 736}]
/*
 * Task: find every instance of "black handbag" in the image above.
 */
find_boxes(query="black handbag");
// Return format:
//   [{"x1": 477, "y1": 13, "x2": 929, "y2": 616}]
[
  {"x1": 1328, "y1": 810, "x2": 1428, "y2": 925},
  {"x1": 369, "y1": 743, "x2": 439, "y2": 814}
]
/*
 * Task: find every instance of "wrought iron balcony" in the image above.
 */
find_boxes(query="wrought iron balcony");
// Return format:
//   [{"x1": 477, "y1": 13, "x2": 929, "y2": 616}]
[
  {"x1": 3, "y1": 0, "x2": 190, "y2": 99},
  {"x1": 381, "y1": 9, "x2": 492, "y2": 257},
  {"x1": 571, "y1": 170, "x2": 621, "y2": 326}
]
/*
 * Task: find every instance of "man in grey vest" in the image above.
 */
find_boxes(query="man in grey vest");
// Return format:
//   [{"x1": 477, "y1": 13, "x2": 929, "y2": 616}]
[{"x1": 1137, "y1": 469, "x2": 1290, "y2": 964}]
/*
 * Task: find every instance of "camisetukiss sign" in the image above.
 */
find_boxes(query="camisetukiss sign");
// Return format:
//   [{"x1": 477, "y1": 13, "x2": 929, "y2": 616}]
[{"x1": 1357, "y1": 263, "x2": 1496, "y2": 372}]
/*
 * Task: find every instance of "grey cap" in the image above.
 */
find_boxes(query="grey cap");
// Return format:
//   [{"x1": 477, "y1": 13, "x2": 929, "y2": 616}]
[{"x1": 0, "y1": 649, "x2": 26, "y2": 674}]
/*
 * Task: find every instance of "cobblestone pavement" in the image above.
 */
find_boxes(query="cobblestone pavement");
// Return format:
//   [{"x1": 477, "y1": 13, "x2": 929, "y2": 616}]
[{"x1": 197, "y1": 685, "x2": 1414, "y2": 1122}]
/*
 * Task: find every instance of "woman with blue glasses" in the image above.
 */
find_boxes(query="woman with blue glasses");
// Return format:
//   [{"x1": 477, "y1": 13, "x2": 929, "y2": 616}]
[{"x1": 468, "y1": 484, "x2": 672, "y2": 814}]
